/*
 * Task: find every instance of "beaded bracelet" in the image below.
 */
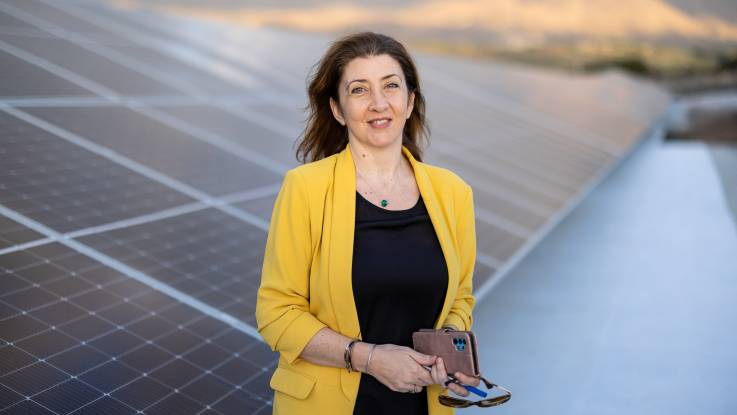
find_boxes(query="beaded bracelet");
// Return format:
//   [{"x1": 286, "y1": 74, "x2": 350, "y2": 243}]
[{"x1": 344, "y1": 339, "x2": 360, "y2": 373}]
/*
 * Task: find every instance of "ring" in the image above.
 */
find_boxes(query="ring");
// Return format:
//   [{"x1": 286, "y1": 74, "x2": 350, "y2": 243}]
[{"x1": 413, "y1": 385, "x2": 420, "y2": 393}]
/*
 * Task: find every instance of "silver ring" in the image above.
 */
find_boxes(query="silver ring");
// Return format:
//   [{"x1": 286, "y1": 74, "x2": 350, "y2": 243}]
[{"x1": 413, "y1": 385, "x2": 420, "y2": 393}]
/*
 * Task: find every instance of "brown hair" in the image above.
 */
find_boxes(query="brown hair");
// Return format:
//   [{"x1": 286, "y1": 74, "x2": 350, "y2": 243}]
[{"x1": 295, "y1": 32, "x2": 429, "y2": 163}]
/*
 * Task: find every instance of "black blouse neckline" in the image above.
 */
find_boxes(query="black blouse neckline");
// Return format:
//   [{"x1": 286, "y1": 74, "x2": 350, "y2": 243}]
[{"x1": 356, "y1": 190, "x2": 421, "y2": 213}]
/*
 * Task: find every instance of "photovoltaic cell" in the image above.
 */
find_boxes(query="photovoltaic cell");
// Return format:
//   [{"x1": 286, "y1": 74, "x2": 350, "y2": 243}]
[
  {"x1": 0, "y1": 243, "x2": 276, "y2": 415},
  {"x1": 233, "y1": 193, "x2": 279, "y2": 223},
  {"x1": 0, "y1": 111, "x2": 194, "y2": 233},
  {"x1": 0, "y1": 216, "x2": 43, "y2": 249}
]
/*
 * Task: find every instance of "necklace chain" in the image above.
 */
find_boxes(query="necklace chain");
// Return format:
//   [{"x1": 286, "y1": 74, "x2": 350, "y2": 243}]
[{"x1": 356, "y1": 165, "x2": 401, "y2": 208}]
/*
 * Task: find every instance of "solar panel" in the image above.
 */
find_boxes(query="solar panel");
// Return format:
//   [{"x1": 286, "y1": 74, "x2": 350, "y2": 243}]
[
  {"x1": 154, "y1": 105, "x2": 300, "y2": 168},
  {"x1": 0, "y1": 112, "x2": 194, "y2": 233},
  {"x1": 106, "y1": 44, "x2": 274, "y2": 96},
  {"x1": 23, "y1": 106, "x2": 284, "y2": 196},
  {"x1": 0, "y1": 0, "x2": 669, "y2": 413},
  {"x1": 77, "y1": 208, "x2": 266, "y2": 326},
  {"x1": 0, "y1": 9, "x2": 39, "y2": 31},
  {"x1": 0, "y1": 47, "x2": 95, "y2": 98},
  {"x1": 0, "y1": 243, "x2": 275, "y2": 415},
  {"x1": 1, "y1": 35, "x2": 183, "y2": 96}
]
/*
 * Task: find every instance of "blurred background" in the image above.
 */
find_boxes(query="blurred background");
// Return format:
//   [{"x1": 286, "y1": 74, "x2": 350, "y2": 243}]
[{"x1": 0, "y1": 1, "x2": 735, "y2": 414}]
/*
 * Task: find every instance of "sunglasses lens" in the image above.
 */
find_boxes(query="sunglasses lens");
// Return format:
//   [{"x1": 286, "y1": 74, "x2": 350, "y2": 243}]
[
  {"x1": 477, "y1": 396, "x2": 511, "y2": 407},
  {"x1": 438, "y1": 396, "x2": 470, "y2": 408},
  {"x1": 438, "y1": 380, "x2": 512, "y2": 408}
]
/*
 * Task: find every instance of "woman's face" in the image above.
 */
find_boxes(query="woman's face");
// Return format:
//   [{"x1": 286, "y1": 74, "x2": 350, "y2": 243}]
[{"x1": 330, "y1": 54, "x2": 415, "y2": 150}]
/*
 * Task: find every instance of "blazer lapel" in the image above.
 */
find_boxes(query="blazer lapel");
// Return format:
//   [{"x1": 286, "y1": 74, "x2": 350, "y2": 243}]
[
  {"x1": 329, "y1": 144, "x2": 361, "y2": 401},
  {"x1": 329, "y1": 144, "x2": 360, "y2": 340}
]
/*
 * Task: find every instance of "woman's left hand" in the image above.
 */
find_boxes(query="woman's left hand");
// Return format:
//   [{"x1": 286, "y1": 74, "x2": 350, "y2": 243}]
[{"x1": 428, "y1": 357, "x2": 482, "y2": 397}]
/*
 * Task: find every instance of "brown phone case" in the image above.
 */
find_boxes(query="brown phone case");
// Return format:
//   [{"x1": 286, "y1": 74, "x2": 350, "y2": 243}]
[{"x1": 412, "y1": 328, "x2": 480, "y2": 376}]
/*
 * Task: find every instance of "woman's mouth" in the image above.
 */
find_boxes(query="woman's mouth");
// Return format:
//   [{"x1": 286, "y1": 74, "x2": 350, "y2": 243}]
[{"x1": 368, "y1": 118, "x2": 392, "y2": 129}]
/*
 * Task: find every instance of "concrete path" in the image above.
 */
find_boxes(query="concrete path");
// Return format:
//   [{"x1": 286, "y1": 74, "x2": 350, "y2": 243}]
[{"x1": 466, "y1": 127, "x2": 737, "y2": 415}]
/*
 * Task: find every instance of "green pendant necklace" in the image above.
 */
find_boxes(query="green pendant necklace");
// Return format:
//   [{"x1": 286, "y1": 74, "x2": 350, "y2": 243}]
[{"x1": 357, "y1": 166, "x2": 399, "y2": 209}]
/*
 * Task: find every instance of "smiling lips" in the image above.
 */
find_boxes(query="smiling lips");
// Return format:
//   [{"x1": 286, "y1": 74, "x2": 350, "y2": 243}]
[{"x1": 368, "y1": 117, "x2": 392, "y2": 129}]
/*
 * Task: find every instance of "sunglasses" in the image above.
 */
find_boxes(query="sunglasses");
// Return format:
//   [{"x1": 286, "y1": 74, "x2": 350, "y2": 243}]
[{"x1": 438, "y1": 376, "x2": 512, "y2": 408}]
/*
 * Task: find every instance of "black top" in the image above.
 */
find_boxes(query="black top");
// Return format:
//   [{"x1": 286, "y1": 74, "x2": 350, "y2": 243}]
[{"x1": 352, "y1": 191, "x2": 448, "y2": 415}]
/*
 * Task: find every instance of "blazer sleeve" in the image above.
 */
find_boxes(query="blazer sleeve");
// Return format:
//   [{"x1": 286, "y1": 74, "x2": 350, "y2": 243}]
[
  {"x1": 255, "y1": 169, "x2": 328, "y2": 365},
  {"x1": 442, "y1": 183, "x2": 477, "y2": 331}
]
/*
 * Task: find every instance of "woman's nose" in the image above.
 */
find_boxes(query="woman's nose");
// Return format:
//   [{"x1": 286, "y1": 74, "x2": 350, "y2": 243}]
[{"x1": 369, "y1": 90, "x2": 389, "y2": 111}]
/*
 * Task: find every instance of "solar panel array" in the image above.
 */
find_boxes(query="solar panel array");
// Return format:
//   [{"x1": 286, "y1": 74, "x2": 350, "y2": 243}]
[{"x1": 0, "y1": 0, "x2": 669, "y2": 413}]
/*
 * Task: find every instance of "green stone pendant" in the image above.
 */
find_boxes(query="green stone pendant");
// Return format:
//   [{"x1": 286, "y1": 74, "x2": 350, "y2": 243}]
[{"x1": 380, "y1": 199, "x2": 388, "y2": 207}]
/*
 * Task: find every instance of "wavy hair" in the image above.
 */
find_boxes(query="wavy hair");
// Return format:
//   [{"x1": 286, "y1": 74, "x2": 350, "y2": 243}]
[{"x1": 296, "y1": 32, "x2": 429, "y2": 163}]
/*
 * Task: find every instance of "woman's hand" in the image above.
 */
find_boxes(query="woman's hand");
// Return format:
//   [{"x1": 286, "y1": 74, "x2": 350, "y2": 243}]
[
  {"x1": 367, "y1": 344, "x2": 437, "y2": 393},
  {"x1": 428, "y1": 357, "x2": 482, "y2": 397}
]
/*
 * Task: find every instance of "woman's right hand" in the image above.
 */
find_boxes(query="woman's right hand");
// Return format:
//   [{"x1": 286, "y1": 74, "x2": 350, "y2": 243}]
[{"x1": 366, "y1": 344, "x2": 437, "y2": 393}]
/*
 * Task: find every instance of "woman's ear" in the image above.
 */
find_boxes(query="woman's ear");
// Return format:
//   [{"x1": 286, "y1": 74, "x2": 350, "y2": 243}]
[
  {"x1": 406, "y1": 91, "x2": 415, "y2": 119},
  {"x1": 329, "y1": 97, "x2": 346, "y2": 126}
]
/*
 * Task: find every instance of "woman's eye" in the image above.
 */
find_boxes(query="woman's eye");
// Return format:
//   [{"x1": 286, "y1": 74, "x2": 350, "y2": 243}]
[
  {"x1": 351, "y1": 86, "x2": 365, "y2": 94},
  {"x1": 386, "y1": 82, "x2": 399, "y2": 88}
]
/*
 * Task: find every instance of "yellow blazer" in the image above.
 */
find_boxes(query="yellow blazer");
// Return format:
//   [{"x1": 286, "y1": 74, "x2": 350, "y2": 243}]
[{"x1": 256, "y1": 143, "x2": 477, "y2": 414}]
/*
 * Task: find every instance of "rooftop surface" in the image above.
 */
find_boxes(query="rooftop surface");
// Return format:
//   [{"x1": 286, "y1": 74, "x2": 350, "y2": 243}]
[{"x1": 467, "y1": 131, "x2": 737, "y2": 414}]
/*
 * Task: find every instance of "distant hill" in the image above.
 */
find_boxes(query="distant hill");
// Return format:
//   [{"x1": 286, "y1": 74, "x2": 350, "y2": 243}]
[
  {"x1": 114, "y1": 0, "x2": 737, "y2": 46},
  {"x1": 111, "y1": 0, "x2": 737, "y2": 89}
]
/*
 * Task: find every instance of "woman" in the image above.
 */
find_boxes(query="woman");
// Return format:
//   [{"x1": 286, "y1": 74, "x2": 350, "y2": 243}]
[{"x1": 256, "y1": 32, "x2": 480, "y2": 414}]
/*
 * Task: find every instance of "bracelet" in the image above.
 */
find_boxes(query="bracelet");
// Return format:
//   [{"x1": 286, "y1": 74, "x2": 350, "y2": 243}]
[
  {"x1": 365, "y1": 343, "x2": 377, "y2": 374},
  {"x1": 344, "y1": 339, "x2": 360, "y2": 373}
]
